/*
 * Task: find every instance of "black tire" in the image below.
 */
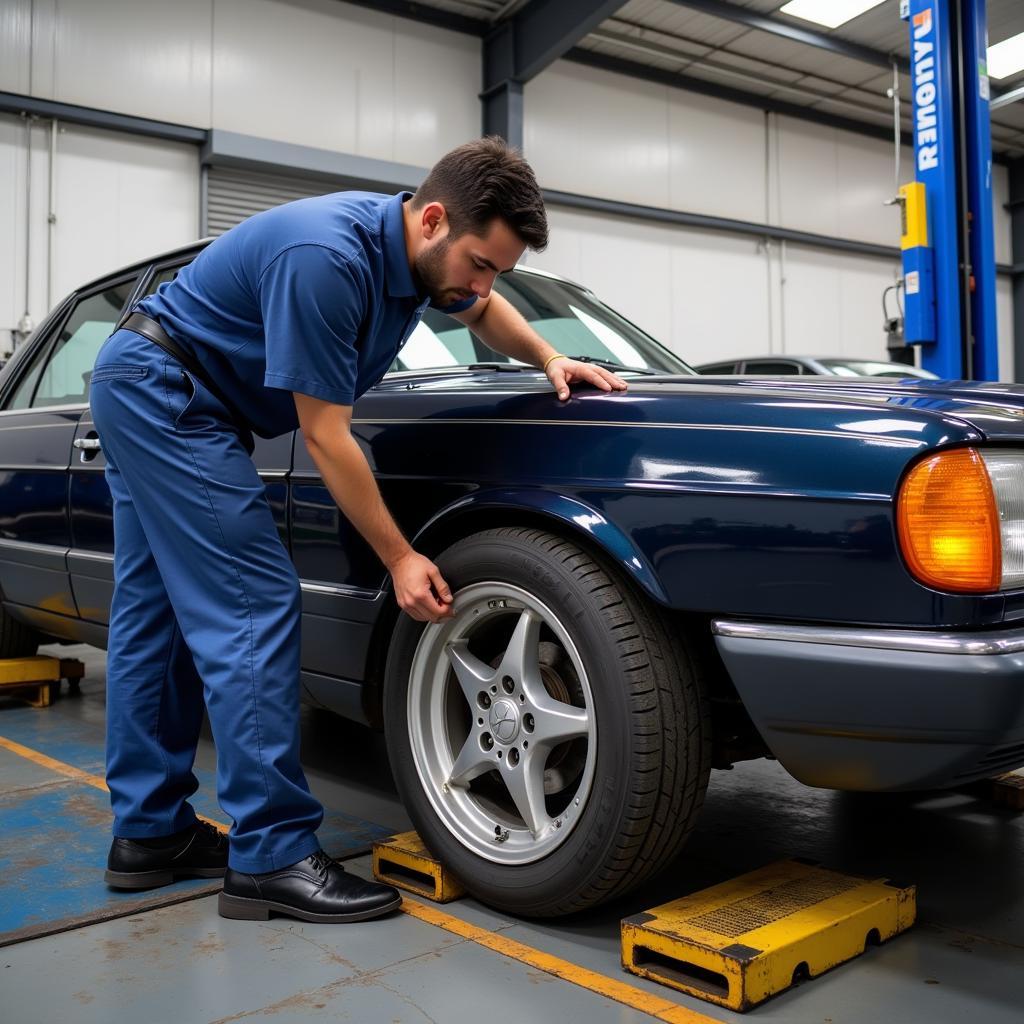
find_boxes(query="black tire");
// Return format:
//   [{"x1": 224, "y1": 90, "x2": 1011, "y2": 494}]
[
  {"x1": 0, "y1": 605, "x2": 41, "y2": 659},
  {"x1": 384, "y1": 527, "x2": 711, "y2": 917}
]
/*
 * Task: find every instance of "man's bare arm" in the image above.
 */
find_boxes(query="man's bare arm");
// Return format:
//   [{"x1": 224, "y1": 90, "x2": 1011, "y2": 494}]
[{"x1": 294, "y1": 392, "x2": 453, "y2": 622}]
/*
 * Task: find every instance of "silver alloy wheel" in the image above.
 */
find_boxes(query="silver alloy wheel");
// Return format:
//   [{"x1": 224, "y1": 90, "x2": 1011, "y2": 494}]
[{"x1": 407, "y1": 581, "x2": 597, "y2": 865}]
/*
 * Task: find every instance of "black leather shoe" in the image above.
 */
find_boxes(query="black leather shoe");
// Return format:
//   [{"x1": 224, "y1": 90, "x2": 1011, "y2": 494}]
[
  {"x1": 105, "y1": 820, "x2": 228, "y2": 890},
  {"x1": 218, "y1": 849, "x2": 402, "y2": 923}
]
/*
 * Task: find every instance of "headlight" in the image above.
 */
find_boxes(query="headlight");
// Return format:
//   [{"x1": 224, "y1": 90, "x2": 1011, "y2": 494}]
[
  {"x1": 896, "y1": 447, "x2": 1024, "y2": 593},
  {"x1": 980, "y1": 449, "x2": 1024, "y2": 589}
]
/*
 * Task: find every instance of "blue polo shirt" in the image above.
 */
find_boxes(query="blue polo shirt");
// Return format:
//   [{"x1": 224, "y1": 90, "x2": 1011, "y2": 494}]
[{"x1": 137, "y1": 190, "x2": 474, "y2": 438}]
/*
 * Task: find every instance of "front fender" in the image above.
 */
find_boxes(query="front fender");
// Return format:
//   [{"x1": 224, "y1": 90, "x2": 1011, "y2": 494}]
[{"x1": 411, "y1": 488, "x2": 670, "y2": 606}]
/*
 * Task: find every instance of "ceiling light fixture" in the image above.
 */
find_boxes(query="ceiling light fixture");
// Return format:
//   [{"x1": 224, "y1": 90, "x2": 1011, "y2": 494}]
[
  {"x1": 988, "y1": 32, "x2": 1024, "y2": 80},
  {"x1": 778, "y1": 0, "x2": 886, "y2": 30}
]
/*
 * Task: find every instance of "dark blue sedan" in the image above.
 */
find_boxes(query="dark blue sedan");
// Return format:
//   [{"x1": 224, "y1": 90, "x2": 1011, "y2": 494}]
[{"x1": 2, "y1": 242, "x2": 1023, "y2": 917}]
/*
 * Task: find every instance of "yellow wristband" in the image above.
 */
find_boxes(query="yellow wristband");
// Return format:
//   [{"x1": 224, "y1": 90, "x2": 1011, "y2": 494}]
[{"x1": 543, "y1": 353, "x2": 567, "y2": 372}]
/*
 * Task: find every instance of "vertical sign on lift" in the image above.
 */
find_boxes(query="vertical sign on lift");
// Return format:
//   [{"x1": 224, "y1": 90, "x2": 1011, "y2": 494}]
[
  {"x1": 904, "y1": 0, "x2": 963, "y2": 378},
  {"x1": 960, "y1": 0, "x2": 999, "y2": 380}
]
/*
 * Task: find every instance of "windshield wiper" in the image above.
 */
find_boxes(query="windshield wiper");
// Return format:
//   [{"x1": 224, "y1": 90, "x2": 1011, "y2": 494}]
[
  {"x1": 465, "y1": 358, "x2": 657, "y2": 376},
  {"x1": 566, "y1": 355, "x2": 655, "y2": 375}
]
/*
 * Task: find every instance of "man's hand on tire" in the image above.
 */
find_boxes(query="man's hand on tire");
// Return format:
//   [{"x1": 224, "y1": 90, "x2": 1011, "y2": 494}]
[{"x1": 389, "y1": 550, "x2": 454, "y2": 623}]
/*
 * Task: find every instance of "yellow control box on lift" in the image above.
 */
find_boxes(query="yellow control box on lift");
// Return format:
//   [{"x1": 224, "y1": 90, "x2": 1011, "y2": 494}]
[{"x1": 900, "y1": 181, "x2": 928, "y2": 250}]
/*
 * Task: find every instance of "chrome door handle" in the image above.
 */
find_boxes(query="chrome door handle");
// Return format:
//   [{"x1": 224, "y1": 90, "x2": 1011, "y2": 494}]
[{"x1": 73, "y1": 438, "x2": 101, "y2": 451}]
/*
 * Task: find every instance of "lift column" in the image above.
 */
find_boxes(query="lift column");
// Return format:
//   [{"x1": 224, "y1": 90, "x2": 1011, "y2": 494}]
[{"x1": 902, "y1": 0, "x2": 999, "y2": 380}]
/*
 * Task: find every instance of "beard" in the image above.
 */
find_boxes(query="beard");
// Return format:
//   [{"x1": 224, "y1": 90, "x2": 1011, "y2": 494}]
[{"x1": 413, "y1": 238, "x2": 466, "y2": 307}]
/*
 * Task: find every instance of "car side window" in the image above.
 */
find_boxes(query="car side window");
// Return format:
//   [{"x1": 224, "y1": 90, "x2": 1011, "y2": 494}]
[
  {"x1": 140, "y1": 263, "x2": 185, "y2": 298},
  {"x1": 8, "y1": 279, "x2": 137, "y2": 410},
  {"x1": 743, "y1": 360, "x2": 801, "y2": 375},
  {"x1": 697, "y1": 362, "x2": 737, "y2": 375}
]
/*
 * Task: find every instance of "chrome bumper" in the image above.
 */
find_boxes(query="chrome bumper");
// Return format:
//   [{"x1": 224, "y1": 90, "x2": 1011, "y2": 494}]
[{"x1": 711, "y1": 619, "x2": 1024, "y2": 792}]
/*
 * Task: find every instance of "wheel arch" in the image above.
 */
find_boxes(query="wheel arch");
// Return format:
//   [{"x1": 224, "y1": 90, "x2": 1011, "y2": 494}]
[{"x1": 359, "y1": 489, "x2": 670, "y2": 727}]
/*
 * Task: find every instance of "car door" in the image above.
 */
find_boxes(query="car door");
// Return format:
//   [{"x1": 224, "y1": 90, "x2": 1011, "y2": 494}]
[
  {"x1": 69, "y1": 255, "x2": 294, "y2": 629},
  {"x1": 0, "y1": 275, "x2": 138, "y2": 635}
]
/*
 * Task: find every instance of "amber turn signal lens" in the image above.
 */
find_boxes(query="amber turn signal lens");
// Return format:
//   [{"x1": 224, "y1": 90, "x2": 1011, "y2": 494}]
[{"x1": 897, "y1": 448, "x2": 1001, "y2": 593}]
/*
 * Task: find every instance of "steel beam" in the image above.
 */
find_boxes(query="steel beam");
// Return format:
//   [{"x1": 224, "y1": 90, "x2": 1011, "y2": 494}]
[
  {"x1": 564, "y1": 48, "x2": 916, "y2": 150},
  {"x1": 334, "y1": 0, "x2": 485, "y2": 37},
  {"x1": 482, "y1": 80, "x2": 524, "y2": 147},
  {"x1": 0, "y1": 91, "x2": 206, "y2": 144},
  {"x1": 482, "y1": 0, "x2": 626, "y2": 142},
  {"x1": 201, "y1": 130, "x2": 426, "y2": 192},
  {"x1": 543, "y1": 187, "x2": 1013, "y2": 275},
  {"x1": 666, "y1": 0, "x2": 907, "y2": 73},
  {"x1": 991, "y1": 82, "x2": 1024, "y2": 111}
]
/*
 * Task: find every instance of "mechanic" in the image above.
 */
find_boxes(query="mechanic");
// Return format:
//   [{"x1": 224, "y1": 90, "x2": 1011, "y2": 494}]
[{"x1": 89, "y1": 137, "x2": 627, "y2": 925}]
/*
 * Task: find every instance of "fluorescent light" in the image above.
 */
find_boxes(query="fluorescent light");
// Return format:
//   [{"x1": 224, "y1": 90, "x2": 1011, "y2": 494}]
[
  {"x1": 988, "y1": 32, "x2": 1024, "y2": 80},
  {"x1": 779, "y1": 0, "x2": 886, "y2": 30}
]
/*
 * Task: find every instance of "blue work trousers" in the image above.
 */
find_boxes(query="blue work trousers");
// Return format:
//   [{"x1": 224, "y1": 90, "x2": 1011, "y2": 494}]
[{"x1": 90, "y1": 328, "x2": 323, "y2": 873}]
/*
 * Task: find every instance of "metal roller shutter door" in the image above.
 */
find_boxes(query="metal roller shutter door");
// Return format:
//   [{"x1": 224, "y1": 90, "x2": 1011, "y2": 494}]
[{"x1": 204, "y1": 167, "x2": 351, "y2": 235}]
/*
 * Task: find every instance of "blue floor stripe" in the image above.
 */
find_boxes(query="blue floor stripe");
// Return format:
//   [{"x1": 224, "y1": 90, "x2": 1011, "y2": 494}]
[{"x1": 0, "y1": 687, "x2": 393, "y2": 946}]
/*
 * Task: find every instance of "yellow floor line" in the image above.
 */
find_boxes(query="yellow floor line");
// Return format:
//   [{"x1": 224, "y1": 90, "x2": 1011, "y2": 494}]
[
  {"x1": 399, "y1": 898, "x2": 719, "y2": 1024},
  {"x1": 0, "y1": 732, "x2": 716, "y2": 1021},
  {"x1": 0, "y1": 733, "x2": 227, "y2": 832}
]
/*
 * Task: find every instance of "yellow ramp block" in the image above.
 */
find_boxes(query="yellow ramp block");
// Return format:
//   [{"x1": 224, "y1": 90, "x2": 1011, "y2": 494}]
[
  {"x1": 0, "y1": 657, "x2": 84, "y2": 708},
  {"x1": 372, "y1": 831, "x2": 466, "y2": 903},
  {"x1": 621, "y1": 859, "x2": 915, "y2": 1012}
]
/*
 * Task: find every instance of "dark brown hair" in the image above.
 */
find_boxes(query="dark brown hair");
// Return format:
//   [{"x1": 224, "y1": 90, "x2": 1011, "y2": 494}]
[{"x1": 412, "y1": 136, "x2": 548, "y2": 251}]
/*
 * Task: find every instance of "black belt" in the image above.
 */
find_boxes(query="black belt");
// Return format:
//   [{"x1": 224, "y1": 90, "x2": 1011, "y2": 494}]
[{"x1": 121, "y1": 311, "x2": 252, "y2": 439}]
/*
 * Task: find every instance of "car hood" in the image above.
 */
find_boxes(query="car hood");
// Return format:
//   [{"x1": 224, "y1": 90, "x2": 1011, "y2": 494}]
[
  {"x1": 375, "y1": 371, "x2": 1024, "y2": 445},
  {"x1": 655, "y1": 375, "x2": 1024, "y2": 442}
]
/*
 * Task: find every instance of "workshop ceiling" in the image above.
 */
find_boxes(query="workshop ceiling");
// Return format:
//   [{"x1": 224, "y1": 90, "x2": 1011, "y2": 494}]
[{"x1": 396, "y1": 0, "x2": 1024, "y2": 156}]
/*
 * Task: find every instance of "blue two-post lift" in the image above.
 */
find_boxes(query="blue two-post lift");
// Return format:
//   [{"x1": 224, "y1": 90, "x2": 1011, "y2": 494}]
[{"x1": 901, "y1": 0, "x2": 999, "y2": 380}]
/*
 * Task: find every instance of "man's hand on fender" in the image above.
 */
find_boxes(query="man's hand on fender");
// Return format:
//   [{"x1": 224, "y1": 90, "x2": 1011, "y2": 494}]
[{"x1": 545, "y1": 357, "x2": 628, "y2": 401}]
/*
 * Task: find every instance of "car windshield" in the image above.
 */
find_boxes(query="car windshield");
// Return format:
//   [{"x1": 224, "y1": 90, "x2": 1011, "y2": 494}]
[
  {"x1": 390, "y1": 270, "x2": 692, "y2": 375},
  {"x1": 818, "y1": 359, "x2": 939, "y2": 379}
]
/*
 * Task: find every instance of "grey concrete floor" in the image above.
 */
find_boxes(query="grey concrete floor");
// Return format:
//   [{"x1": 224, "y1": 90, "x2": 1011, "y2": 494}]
[{"x1": 2, "y1": 642, "x2": 1023, "y2": 1023}]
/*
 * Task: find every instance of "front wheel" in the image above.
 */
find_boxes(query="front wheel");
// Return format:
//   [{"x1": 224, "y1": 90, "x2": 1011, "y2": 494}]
[{"x1": 383, "y1": 527, "x2": 710, "y2": 917}]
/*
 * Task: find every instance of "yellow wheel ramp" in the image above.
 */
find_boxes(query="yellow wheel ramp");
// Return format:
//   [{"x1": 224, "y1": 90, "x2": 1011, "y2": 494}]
[
  {"x1": 372, "y1": 831, "x2": 466, "y2": 903},
  {"x1": 621, "y1": 859, "x2": 916, "y2": 1012}
]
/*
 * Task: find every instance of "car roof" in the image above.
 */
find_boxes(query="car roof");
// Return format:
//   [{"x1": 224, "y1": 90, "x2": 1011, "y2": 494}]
[{"x1": 72, "y1": 238, "x2": 587, "y2": 297}]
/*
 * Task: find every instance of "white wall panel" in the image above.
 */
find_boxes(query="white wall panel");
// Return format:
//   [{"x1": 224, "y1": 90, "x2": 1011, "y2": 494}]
[
  {"x1": 0, "y1": 0, "x2": 32, "y2": 95},
  {"x1": 525, "y1": 63, "x2": 672, "y2": 209},
  {"x1": 51, "y1": 124, "x2": 198, "y2": 300},
  {"x1": 776, "y1": 246, "x2": 901, "y2": 361},
  {"x1": 773, "y1": 117, "x2": 909, "y2": 248},
  {"x1": 1, "y1": 115, "x2": 198, "y2": 357},
  {"x1": 668, "y1": 231, "x2": 772, "y2": 366},
  {"x1": 0, "y1": 115, "x2": 50, "y2": 357},
  {"x1": 0, "y1": 115, "x2": 26, "y2": 353},
  {"x1": 530, "y1": 206, "x2": 771, "y2": 367},
  {"x1": 32, "y1": 0, "x2": 212, "y2": 127},
  {"x1": 392, "y1": 23, "x2": 480, "y2": 167},
  {"x1": 213, "y1": 0, "x2": 477, "y2": 164},
  {"x1": 667, "y1": 88, "x2": 766, "y2": 223}
]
